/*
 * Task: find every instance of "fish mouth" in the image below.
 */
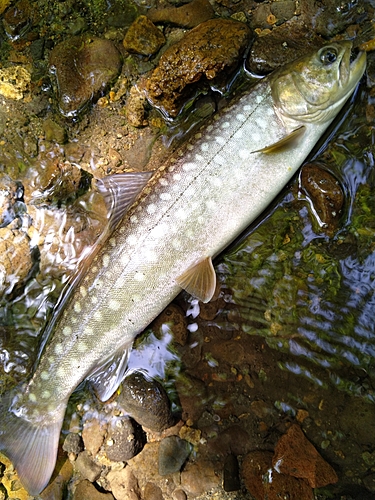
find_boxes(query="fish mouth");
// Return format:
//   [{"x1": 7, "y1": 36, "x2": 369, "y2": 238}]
[{"x1": 340, "y1": 42, "x2": 366, "y2": 90}]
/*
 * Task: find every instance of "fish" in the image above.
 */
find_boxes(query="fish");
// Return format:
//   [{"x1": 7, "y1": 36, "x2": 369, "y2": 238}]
[{"x1": 0, "y1": 41, "x2": 366, "y2": 495}]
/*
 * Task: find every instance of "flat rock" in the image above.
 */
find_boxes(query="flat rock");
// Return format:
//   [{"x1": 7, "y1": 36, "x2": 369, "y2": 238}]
[
  {"x1": 158, "y1": 436, "x2": 192, "y2": 475},
  {"x1": 106, "y1": 467, "x2": 141, "y2": 500},
  {"x1": 74, "y1": 450, "x2": 102, "y2": 483},
  {"x1": 73, "y1": 479, "x2": 115, "y2": 500},
  {"x1": 144, "y1": 18, "x2": 251, "y2": 116},
  {"x1": 49, "y1": 35, "x2": 122, "y2": 117},
  {"x1": 272, "y1": 424, "x2": 339, "y2": 488}
]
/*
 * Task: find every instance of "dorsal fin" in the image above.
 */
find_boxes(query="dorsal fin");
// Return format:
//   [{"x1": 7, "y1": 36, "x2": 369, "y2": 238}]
[
  {"x1": 177, "y1": 257, "x2": 216, "y2": 303},
  {"x1": 254, "y1": 126, "x2": 306, "y2": 154},
  {"x1": 96, "y1": 171, "x2": 153, "y2": 230}
]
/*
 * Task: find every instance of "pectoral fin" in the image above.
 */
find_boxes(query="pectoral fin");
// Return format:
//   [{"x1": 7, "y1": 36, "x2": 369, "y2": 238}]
[
  {"x1": 177, "y1": 257, "x2": 216, "y2": 303},
  {"x1": 87, "y1": 342, "x2": 132, "y2": 401},
  {"x1": 96, "y1": 171, "x2": 153, "y2": 230},
  {"x1": 254, "y1": 126, "x2": 306, "y2": 154}
]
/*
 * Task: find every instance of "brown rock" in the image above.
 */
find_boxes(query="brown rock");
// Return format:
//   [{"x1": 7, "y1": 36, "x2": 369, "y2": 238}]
[
  {"x1": 49, "y1": 36, "x2": 122, "y2": 117},
  {"x1": 148, "y1": 0, "x2": 214, "y2": 29},
  {"x1": 299, "y1": 163, "x2": 344, "y2": 235},
  {"x1": 241, "y1": 450, "x2": 273, "y2": 500},
  {"x1": 104, "y1": 417, "x2": 145, "y2": 462},
  {"x1": 73, "y1": 479, "x2": 115, "y2": 500},
  {"x1": 264, "y1": 471, "x2": 314, "y2": 500},
  {"x1": 145, "y1": 19, "x2": 251, "y2": 116},
  {"x1": 247, "y1": 20, "x2": 324, "y2": 74},
  {"x1": 181, "y1": 461, "x2": 220, "y2": 496},
  {"x1": 74, "y1": 450, "x2": 102, "y2": 483},
  {"x1": 272, "y1": 424, "x2": 339, "y2": 488},
  {"x1": 151, "y1": 303, "x2": 188, "y2": 346},
  {"x1": 123, "y1": 16, "x2": 165, "y2": 56},
  {"x1": 82, "y1": 419, "x2": 107, "y2": 456},
  {"x1": 143, "y1": 482, "x2": 164, "y2": 500},
  {"x1": 107, "y1": 467, "x2": 141, "y2": 500}
]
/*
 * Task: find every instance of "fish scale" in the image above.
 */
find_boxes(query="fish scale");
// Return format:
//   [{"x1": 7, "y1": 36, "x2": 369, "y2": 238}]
[{"x1": 0, "y1": 41, "x2": 366, "y2": 495}]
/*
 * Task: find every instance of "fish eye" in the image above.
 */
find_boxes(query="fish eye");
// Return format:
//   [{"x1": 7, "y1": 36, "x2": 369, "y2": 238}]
[{"x1": 319, "y1": 47, "x2": 338, "y2": 65}]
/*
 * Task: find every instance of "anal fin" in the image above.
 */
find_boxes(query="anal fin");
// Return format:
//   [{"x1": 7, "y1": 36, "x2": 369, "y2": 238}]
[
  {"x1": 254, "y1": 126, "x2": 306, "y2": 154},
  {"x1": 177, "y1": 257, "x2": 216, "y2": 303}
]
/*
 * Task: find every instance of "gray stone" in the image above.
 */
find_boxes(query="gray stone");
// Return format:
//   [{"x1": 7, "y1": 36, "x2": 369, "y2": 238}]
[
  {"x1": 158, "y1": 436, "x2": 192, "y2": 475},
  {"x1": 75, "y1": 450, "x2": 102, "y2": 482},
  {"x1": 63, "y1": 432, "x2": 84, "y2": 454},
  {"x1": 104, "y1": 417, "x2": 145, "y2": 462}
]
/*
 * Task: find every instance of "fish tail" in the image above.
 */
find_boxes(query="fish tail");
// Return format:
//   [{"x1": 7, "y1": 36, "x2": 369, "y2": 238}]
[{"x1": 0, "y1": 393, "x2": 65, "y2": 496}]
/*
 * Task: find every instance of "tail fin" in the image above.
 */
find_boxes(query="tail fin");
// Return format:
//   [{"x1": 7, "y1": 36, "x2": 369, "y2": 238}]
[{"x1": 0, "y1": 397, "x2": 64, "y2": 496}]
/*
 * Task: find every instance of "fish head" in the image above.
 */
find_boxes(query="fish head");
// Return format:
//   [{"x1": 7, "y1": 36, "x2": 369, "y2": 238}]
[{"x1": 270, "y1": 41, "x2": 366, "y2": 123}]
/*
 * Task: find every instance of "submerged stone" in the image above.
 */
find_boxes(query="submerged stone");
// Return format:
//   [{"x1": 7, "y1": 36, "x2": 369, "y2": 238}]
[
  {"x1": 148, "y1": 0, "x2": 214, "y2": 29},
  {"x1": 117, "y1": 372, "x2": 174, "y2": 432},
  {"x1": 158, "y1": 436, "x2": 192, "y2": 475},
  {"x1": 144, "y1": 18, "x2": 251, "y2": 116},
  {"x1": 104, "y1": 417, "x2": 145, "y2": 462},
  {"x1": 49, "y1": 35, "x2": 122, "y2": 117},
  {"x1": 123, "y1": 15, "x2": 165, "y2": 56}
]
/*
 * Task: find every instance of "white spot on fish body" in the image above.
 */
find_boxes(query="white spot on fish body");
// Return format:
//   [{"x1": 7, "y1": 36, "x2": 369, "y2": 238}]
[
  {"x1": 206, "y1": 200, "x2": 216, "y2": 210},
  {"x1": 255, "y1": 95, "x2": 262, "y2": 104},
  {"x1": 94, "y1": 310, "x2": 102, "y2": 320},
  {"x1": 134, "y1": 272, "x2": 145, "y2": 282},
  {"x1": 126, "y1": 235, "x2": 137, "y2": 246},
  {"x1": 41, "y1": 390, "x2": 51, "y2": 399},
  {"x1": 130, "y1": 215, "x2": 138, "y2": 223},
  {"x1": 78, "y1": 343, "x2": 88, "y2": 352},
  {"x1": 84, "y1": 327, "x2": 93, "y2": 335},
  {"x1": 63, "y1": 326, "x2": 72, "y2": 336},
  {"x1": 172, "y1": 239, "x2": 182, "y2": 250},
  {"x1": 54, "y1": 343, "x2": 64, "y2": 355},
  {"x1": 206, "y1": 125, "x2": 214, "y2": 132},
  {"x1": 102, "y1": 254, "x2": 110, "y2": 267},
  {"x1": 160, "y1": 192, "x2": 172, "y2": 201},
  {"x1": 213, "y1": 155, "x2": 225, "y2": 166},
  {"x1": 109, "y1": 299, "x2": 121, "y2": 310},
  {"x1": 243, "y1": 104, "x2": 252, "y2": 111},
  {"x1": 183, "y1": 162, "x2": 197, "y2": 172},
  {"x1": 147, "y1": 204, "x2": 157, "y2": 215},
  {"x1": 234, "y1": 129, "x2": 243, "y2": 139},
  {"x1": 159, "y1": 178, "x2": 169, "y2": 186},
  {"x1": 176, "y1": 208, "x2": 188, "y2": 220},
  {"x1": 80, "y1": 286, "x2": 87, "y2": 298},
  {"x1": 91, "y1": 295, "x2": 98, "y2": 305},
  {"x1": 40, "y1": 371, "x2": 50, "y2": 380},
  {"x1": 221, "y1": 121, "x2": 230, "y2": 129},
  {"x1": 173, "y1": 173, "x2": 181, "y2": 181},
  {"x1": 236, "y1": 113, "x2": 246, "y2": 122},
  {"x1": 109, "y1": 237, "x2": 116, "y2": 247},
  {"x1": 201, "y1": 142, "x2": 209, "y2": 152},
  {"x1": 215, "y1": 136, "x2": 226, "y2": 145},
  {"x1": 28, "y1": 393, "x2": 37, "y2": 403},
  {"x1": 74, "y1": 302, "x2": 81, "y2": 313}
]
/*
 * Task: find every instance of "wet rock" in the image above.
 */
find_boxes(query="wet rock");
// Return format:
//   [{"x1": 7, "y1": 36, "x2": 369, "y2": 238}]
[
  {"x1": 272, "y1": 424, "x2": 339, "y2": 488},
  {"x1": 43, "y1": 118, "x2": 67, "y2": 144},
  {"x1": 117, "y1": 371, "x2": 174, "y2": 432},
  {"x1": 263, "y1": 471, "x2": 314, "y2": 500},
  {"x1": 158, "y1": 436, "x2": 192, "y2": 475},
  {"x1": 74, "y1": 450, "x2": 102, "y2": 482},
  {"x1": 104, "y1": 417, "x2": 145, "y2": 462},
  {"x1": 73, "y1": 479, "x2": 115, "y2": 500},
  {"x1": 0, "y1": 228, "x2": 33, "y2": 297},
  {"x1": 106, "y1": 466, "x2": 141, "y2": 500},
  {"x1": 49, "y1": 36, "x2": 122, "y2": 117},
  {"x1": 270, "y1": 0, "x2": 296, "y2": 24},
  {"x1": 223, "y1": 454, "x2": 240, "y2": 491},
  {"x1": 123, "y1": 16, "x2": 165, "y2": 56},
  {"x1": 151, "y1": 303, "x2": 188, "y2": 345},
  {"x1": 300, "y1": 0, "x2": 365, "y2": 37},
  {"x1": 145, "y1": 19, "x2": 251, "y2": 116},
  {"x1": 143, "y1": 482, "x2": 164, "y2": 500},
  {"x1": 180, "y1": 460, "x2": 220, "y2": 496},
  {"x1": 32, "y1": 161, "x2": 92, "y2": 207},
  {"x1": 2, "y1": 0, "x2": 33, "y2": 40},
  {"x1": 82, "y1": 419, "x2": 107, "y2": 456},
  {"x1": 0, "y1": 66, "x2": 31, "y2": 100},
  {"x1": 63, "y1": 432, "x2": 84, "y2": 454},
  {"x1": 247, "y1": 20, "x2": 324, "y2": 74},
  {"x1": 208, "y1": 425, "x2": 251, "y2": 456},
  {"x1": 148, "y1": 0, "x2": 214, "y2": 29},
  {"x1": 241, "y1": 450, "x2": 273, "y2": 500},
  {"x1": 299, "y1": 163, "x2": 344, "y2": 235}
]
